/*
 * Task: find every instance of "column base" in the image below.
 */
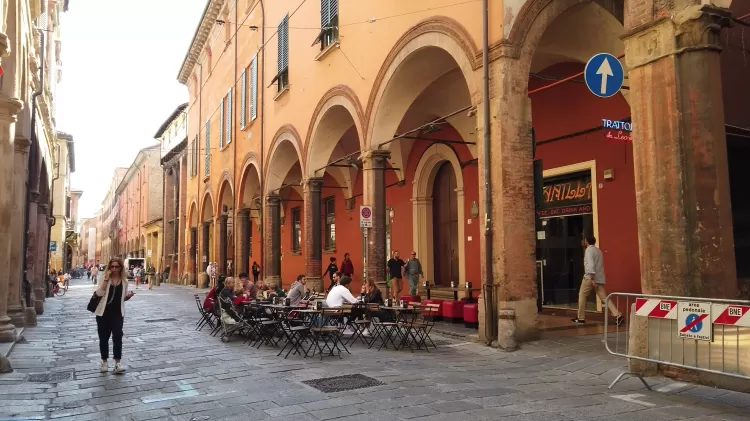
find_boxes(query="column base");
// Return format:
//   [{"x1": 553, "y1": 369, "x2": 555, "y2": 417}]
[
  {"x1": 497, "y1": 298, "x2": 539, "y2": 342},
  {"x1": 305, "y1": 276, "x2": 323, "y2": 293},
  {"x1": 7, "y1": 306, "x2": 24, "y2": 328},
  {"x1": 0, "y1": 356, "x2": 12, "y2": 373},
  {"x1": 24, "y1": 308, "x2": 37, "y2": 327},
  {"x1": 34, "y1": 300, "x2": 44, "y2": 315},
  {"x1": 0, "y1": 321, "x2": 17, "y2": 343}
]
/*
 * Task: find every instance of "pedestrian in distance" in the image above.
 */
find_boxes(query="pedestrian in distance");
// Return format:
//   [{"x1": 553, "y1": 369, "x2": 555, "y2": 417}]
[
  {"x1": 571, "y1": 235, "x2": 624, "y2": 326},
  {"x1": 405, "y1": 251, "x2": 424, "y2": 296},
  {"x1": 94, "y1": 257, "x2": 135, "y2": 374},
  {"x1": 387, "y1": 251, "x2": 406, "y2": 301},
  {"x1": 252, "y1": 261, "x2": 261, "y2": 283}
]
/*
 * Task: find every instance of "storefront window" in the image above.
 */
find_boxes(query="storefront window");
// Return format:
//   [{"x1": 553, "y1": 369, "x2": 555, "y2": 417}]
[
  {"x1": 292, "y1": 207, "x2": 301, "y2": 254},
  {"x1": 324, "y1": 197, "x2": 335, "y2": 250}
]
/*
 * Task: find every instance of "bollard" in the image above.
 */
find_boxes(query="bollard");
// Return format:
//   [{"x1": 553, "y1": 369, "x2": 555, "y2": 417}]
[{"x1": 497, "y1": 308, "x2": 518, "y2": 351}]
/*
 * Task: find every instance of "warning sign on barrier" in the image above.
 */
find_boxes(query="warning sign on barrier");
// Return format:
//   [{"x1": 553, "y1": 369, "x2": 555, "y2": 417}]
[{"x1": 678, "y1": 301, "x2": 712, "y2": 342}]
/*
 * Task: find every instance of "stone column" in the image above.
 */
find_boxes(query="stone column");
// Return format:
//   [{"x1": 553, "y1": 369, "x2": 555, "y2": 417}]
[
  {"x1": 263, "y1": 194, "x2": 281, "y2": 285},
  {"x1": 189, "y1": 227, "x2": 198, "y2": 285},
  {"x1": 7, "y1": 136, "x2": 30, "y2": 327},
  {"x1": 0, "y1": 96, "x2": 23, "y2": 343},
  {"x1": 35, "y1": 206, "x2": 49, "y2": 314},
  {"x1": 361, "y1": 150, "x2": 390, "y2": 294},
  {"x1": 202, "y1": 222, "x2": 210, "y2": 272},
  {"x1": 479, "y1": 57, "x2": 538, "y2": 341},
  {"x1": 24, "y1": 193, "x2": 39, "y2": 326},
  {"x1": 624, "y1": 4, "x2": 736, "y2": 298},
  {"x1": 303, "y1": 178, "x2": 324, "y2": 292},
  {"x1": 217, "y1": 214, "x2": 228, "y2": 276},
  {"x1": 238, "y1": 208, "x2": 251, "y2": 274}
]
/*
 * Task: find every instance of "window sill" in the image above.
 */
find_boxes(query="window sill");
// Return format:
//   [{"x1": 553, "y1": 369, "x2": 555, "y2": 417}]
[
  {"x1": 323, "y1": 248, "x2": 336, "y2": 254},
  {"x1": 274, "y1": 87, "x2": 290, "y2": 101},
  {"x1": 315, "y1": 41, "x2": 339, "y2": 61},
  {"x1": 220, "y1": 143, "x2": 231, "y2": 152},
  {"x1": 291, "y1": 251, "x2": 302, "y2": 256}
]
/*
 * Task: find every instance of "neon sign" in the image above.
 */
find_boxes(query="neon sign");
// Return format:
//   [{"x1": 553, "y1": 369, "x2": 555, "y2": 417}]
[{"x1": 602, "y1": 119, "x2": 633, "y2": 144}]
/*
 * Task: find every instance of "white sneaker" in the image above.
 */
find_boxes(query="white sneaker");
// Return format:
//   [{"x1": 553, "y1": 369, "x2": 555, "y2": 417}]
[
  {"x1": 99, "y1": 361, "x2": 108, "y2": 373},
  {"x1": 113, "y1": 363, "x2": 126, "y2": 374}
]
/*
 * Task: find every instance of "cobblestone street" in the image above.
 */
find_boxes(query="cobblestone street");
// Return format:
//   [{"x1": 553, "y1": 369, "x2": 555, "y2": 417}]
[{"x1": 1, "y1": 278, "x2": 749, "y2": 421}]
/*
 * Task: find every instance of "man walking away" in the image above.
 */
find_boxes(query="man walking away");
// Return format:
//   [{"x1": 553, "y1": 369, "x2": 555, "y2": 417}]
[
  {"x1": 571, "y1": 236, "x2": 624, "y2": 326},
  {"x1": 405, "y1": 252, "x2": 424, "y2": 296}
]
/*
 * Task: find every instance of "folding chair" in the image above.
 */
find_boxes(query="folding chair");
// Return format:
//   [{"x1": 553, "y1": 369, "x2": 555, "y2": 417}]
[
  {"x1": 404, "y1": 303, "x2": 439, "y2": 351},
  {"x1": 194, "y1": 294, "x2": 215, "y2": 331},
  {"x1": 369, "y1": 306, "x2": 402, "y2": 350},
  {"x1": 308, "y1": 308, "x2": 347, "y2": 360},
  {"x1": 347, "y1": 304, "x2": 374, "y2": 347},
  {"x1": 277, "y1": 318, "x2": 312, "y2": 359}
]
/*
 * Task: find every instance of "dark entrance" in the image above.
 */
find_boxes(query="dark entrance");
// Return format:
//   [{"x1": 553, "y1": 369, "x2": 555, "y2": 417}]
[
  {"x1": 432, "y1": 162, "x2": 458, "y2": 287},
  {"x1": 536, "y1": 171, "x2": 596, "y2": 310},
  {"x1": 727, "y1": 133, "x2": 750, "y2": 285}
]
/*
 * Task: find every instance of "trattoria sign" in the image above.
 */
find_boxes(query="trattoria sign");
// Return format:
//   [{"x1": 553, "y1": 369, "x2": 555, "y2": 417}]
[
  {"x1": 602, "y1": 119, "x2": 633, "y2": 144},
  {"x1": 537, "y1": 173, "x2": 593, "y2": 217}
]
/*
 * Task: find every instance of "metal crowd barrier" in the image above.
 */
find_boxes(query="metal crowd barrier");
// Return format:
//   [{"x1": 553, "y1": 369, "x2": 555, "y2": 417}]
[{"x1": 604, "y1": 292, "x2": 750, "y2": 390}]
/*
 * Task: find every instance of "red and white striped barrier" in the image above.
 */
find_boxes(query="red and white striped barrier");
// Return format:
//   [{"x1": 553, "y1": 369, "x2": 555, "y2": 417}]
[
  {"x1": 635, "y1": 298, "x2": 678, "y2": 319},
  {"x1": 712, "y1": 304, "x2": 750, "y2": 327}
]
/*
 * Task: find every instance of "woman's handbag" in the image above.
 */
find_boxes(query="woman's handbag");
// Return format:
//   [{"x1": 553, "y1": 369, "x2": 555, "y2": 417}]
[{"x1": 87, "y1": 292, "x2": 102, "y2": 313}]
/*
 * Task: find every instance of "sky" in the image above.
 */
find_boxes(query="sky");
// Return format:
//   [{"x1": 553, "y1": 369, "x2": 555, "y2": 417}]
[{"x1": 56, "y1": 0, "x2": 207, "y2": 219}]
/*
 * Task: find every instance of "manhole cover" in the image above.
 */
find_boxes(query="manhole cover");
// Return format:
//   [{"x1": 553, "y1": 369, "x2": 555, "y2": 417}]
[
  {"x1": 28, "y1": 370, "x2": 74, "y2": 383},
  {"x1": 432, "y1": 339, "x2": 453, "y2": 346},
  {"x1": 16, "y1": 336, "x2": 28, "y2": 344},
  {"x1": 303, "y1": 374, "x2": 384, "y2": 393},
  {"x1": 144, "y1": 318, "x2": 178, "y2": 323}
]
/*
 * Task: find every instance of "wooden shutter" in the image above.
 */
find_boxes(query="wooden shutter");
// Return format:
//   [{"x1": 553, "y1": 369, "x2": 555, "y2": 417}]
[
  {"x1": 240, "y1": 70, "x2": 246, "y2": 128},
  {"x1": 226, "y1": 88, "x2": 232, "y2": 144},
  {"x1": 278, "y1": 15, "x2": 289, "y2": 74},
  {"x1": 251, "y1": 55, "x2": 258, "y2": 120},
  {"x1": 330, "y1": 0, "x2": 338, "y2": 20},
  {"x1": 205, "y1": 120, "x2": 211, "y2": 177},
  {"x1": 321, "y1": 0, "x2": 330, "y2": 27}
]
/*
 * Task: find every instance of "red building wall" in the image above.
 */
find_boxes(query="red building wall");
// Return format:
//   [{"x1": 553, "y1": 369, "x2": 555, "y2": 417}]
[{"x1": 531, "y1": 62, "x2": 641, "y2": 297}]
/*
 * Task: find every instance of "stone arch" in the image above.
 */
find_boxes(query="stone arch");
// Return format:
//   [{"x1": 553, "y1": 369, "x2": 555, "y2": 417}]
[
  {"x1": 238, "y1": 151, "x2": 262, "y2": 208},
  {"x1": 411, "y1": 143, "x2": 466, "y2": 287},
  {"x1": 188, "y1": 200, "x2": 198, "y2": 228},
  {"x1": 304, "y1": 85, "x2": 366, "y2": 179},
  {"x1": 217, "y1": 170, "x2": 234, "y2": 215},
  {"x1": 200, "y1": 190, "x2": 215, "y2": 223},
  {"x1": 365, "y1": 17, "x2": 481, "y2": 150},
  {"x1": 264, "y1": 125, "x2": 305, "y2": 195},
  {"x1": 506, "y1": 0, "x2": 625, "y2": 75}
]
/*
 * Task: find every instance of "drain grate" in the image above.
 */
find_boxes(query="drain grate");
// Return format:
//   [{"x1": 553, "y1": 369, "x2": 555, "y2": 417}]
[
  {"x1": 303, "y1": 374, "x2": 384, "y2": 393},
  {"x1": 28, "y1": 370, "x2": 74, "y2": 383},
  {"x1": 16, "y1": 336, "x2": 28, "y2": 344},
  {"x1": 431, "y1": 339, "x2": 453, "y2": 346},
  {"x1": 144, "y1": 318, "x2": 178, "y2": 323}
]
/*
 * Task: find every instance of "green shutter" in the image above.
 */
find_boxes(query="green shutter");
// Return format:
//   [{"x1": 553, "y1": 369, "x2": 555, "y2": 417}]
[
  {"x1": 251, "y1": 55, "x2": 258, "y2": 121},
  {"x1": 219, "y1": 99, "x2": 224, "y2": 149},
  {"x1": 278, "y1": 15, "x2": 289, "y2": 74},
  {"x1": 240, "y1": 70, "x2": 246, "y2": 128},
  {"x1": 321, "y1": 0, "x2": 330, "y2": 27},
  {"x1": 330, "y1": 0, "x2": 338, "y2": 21},
  {"x1": 226, "y1": 88, "x2": 232, "y2": 144},
  {"x1": 205, "y1": 121, "x2": 211, "y2": 177}
]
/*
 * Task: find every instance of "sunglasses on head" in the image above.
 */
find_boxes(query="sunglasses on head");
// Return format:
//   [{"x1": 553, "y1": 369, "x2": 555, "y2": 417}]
[{"x1": 110, "y1": 265, "x2": 121, "y2": 269}]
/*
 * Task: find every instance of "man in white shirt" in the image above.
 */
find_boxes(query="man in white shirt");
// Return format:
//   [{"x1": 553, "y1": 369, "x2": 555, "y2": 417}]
[
  {"x1": 326, "y1": 276, "x2": 358, "y2": 307},
  {"x1": 572, "y1": 236, "x2": 623, "y2": 326}
]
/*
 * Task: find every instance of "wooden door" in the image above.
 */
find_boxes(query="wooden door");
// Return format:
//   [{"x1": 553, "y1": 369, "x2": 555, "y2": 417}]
[{"x1": 432, "y1": 162, "x2": 459, "y2": 286}]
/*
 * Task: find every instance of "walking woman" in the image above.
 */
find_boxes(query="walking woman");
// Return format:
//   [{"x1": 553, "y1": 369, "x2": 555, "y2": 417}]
[{"x1": 94, "y1": 258, "x2": 135, "y2": 374}]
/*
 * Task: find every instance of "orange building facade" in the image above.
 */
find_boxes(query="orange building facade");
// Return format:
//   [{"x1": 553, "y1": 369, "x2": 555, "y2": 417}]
[{"x1": 177, "y1": 0, "x2": 750, "y2": 341}]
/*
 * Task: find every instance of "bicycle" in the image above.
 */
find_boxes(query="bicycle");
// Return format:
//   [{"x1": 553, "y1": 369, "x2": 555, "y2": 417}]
[{"x1": 51, "y1": 280, "x2": 67, "y2": 297}]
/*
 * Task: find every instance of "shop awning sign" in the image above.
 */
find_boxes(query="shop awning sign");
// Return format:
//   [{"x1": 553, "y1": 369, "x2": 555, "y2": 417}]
[{"x1": 584, "y1": 53, "x2": 625, "y2": 98}]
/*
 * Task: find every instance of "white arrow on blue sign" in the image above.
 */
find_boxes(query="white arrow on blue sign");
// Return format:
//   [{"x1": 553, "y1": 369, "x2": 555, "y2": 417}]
[{"x1": 584, "y1": 53, "x2": 625, "y2": 98}]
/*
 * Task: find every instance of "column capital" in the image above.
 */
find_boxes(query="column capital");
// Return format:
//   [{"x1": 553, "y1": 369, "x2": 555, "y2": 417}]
[
  {"x1": 0, "y1": 33, "x2": 10, "y2": 58},
  {"x1": 14, "y1": 137, "x2": 31, "y2": 153},
  {"x1": 29, "y1": 191, "x2": 41, "y2": 202},
  {"x1": 202, "y1": 221, "x2": 211, "y2": 228},
  {"x1": 265, "y1": 194, "x2": 281, "y2": 205},
  {"x1": 0, "y1": 96, "x2": 23, "y2": 122},
  {"x1": 302, "y1": 177, "x2": 324, "y2": 192},
  {"x1": 359, "y1": 149, "x2": 391, "y2": 164},
  {"x1": 216, "y1": 214, "x2": 229, "y2": 223},
  {"x1": 237, "y1": 208, "x2": 251, "y2": 217},
  {"x1": 38, "y1": 203, "x2": 48, "y2": 214}
]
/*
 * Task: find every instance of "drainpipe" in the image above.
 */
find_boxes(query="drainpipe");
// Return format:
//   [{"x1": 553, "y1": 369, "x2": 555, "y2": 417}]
[
  {"x1": 232, "y1": 0, "x2": 238, "y2": 275},
  {"x1": 259, "y1": 0, "x2": 266, "y2": 280},
  {"x1": 22, "y1": 28, "x2": 45, "y2": 306},
  {"x1": 481, "y1": 0, "x2": 496, "y2": 342},
  {"x1": 197, "y1": 61, "x2": 202, "y2": 281}
]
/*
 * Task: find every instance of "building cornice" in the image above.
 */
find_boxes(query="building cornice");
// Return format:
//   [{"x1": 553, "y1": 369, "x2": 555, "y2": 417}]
[
  {"x1": 154, "y1": 103, "x2": 188, "y2": 138},
  {"x1": 177, "y1": 0, "x2": 225, "y2": 85},
  {"x1": 115, "y1": 145, "x2": 160, "y2": 196}
]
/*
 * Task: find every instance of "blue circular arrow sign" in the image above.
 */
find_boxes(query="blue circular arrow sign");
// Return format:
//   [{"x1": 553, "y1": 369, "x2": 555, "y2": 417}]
[{"x1": 584, "y1": 53, "x2": 625, "y2": 98}]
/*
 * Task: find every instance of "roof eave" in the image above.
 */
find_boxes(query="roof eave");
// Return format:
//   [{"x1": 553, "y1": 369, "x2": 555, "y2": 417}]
[
  {"x1": 154, "y1": 103, "x2": 188, "y2": 139},
  {"x1": 177, "y1": 0, "x2": 225, "y2": 85}
]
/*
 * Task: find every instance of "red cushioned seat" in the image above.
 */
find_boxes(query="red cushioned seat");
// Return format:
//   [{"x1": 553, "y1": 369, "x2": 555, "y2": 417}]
[
  {"x1": 443, "y1": 301, "x2": 465, "y2": 324},
  {"x1": 463, "y1": 303, "x2": 479, "y2": 329},
  {"x1": 402, "y1": 295, "x2": 421, "y2": 303},
  {"x1": 422, "y1": 299, "x2": 444, "y2": 321}
]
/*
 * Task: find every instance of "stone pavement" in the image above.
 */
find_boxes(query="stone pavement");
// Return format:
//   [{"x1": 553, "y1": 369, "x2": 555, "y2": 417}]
[{"x1": 1, "y1": 278, "x2": 749, "y2": 421}]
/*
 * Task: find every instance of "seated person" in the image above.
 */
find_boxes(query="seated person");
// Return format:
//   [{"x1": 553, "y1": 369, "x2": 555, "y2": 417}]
[
  {"x1": 239, "y1": 272, "x2": 258, "y2": 300},
  {"x1": 326, "y1": 276, "x2": 358, "y2": 307},
  {"x1": 287, "y1": 275, "x2": 307, "y2": 306},
  {"x1": 203, "y1": 277, "x2": 226, "y2": 312},
  {"x1": 220, "y1": 277, "x2": 237, "y2": 304},
  {"x1": 363, "y1": 280, "x2": 384, "y2": 304},
  {"x1": 267, "y1": 282, "x2": 286, "y2": 298}
]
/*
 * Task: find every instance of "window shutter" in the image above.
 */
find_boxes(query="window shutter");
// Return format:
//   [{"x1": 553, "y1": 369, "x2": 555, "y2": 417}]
[
  {"x1": 251, "y1": 55, "x2": 258, "y2": 121},
  {"x1": 278, "y1": 15, "x2": 289, "y2": 74},
  {"x1": 219, "y1": 99, "x2": 225, "y2": 149},
  {"x1": 240, "y1": 70, "x2": 246, "y2": 128},
  {"x1": 321, "y1": 0, "x2": 330, "y2": 27},
  {"x1": 205, "y1": 121, "x2": 211, "y2": 177},
  {"x1": 330, "y1": 0, "x2": 338, "y2": 20},
  {"x1": 226, "y1": 88, "x2": 233, "y2": 144}
]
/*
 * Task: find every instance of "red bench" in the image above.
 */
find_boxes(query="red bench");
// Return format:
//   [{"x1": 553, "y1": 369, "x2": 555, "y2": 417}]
[
  {"x1": 443, "y1": 301, "x2": 465, "y2": 323},
  {"x1": 463, "y1": 303, "x2": 478, "y2": 329},
  {"x1": 421, "y1": 299, "x2": 444, "y2": 321}
]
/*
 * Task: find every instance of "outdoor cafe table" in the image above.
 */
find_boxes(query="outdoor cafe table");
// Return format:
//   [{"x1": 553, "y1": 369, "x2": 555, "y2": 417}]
[
  {"x1": 424, "y1": 287, "x2": 482, "y2": 302},
  {"x1": 379, "y1": 306, "x2": 424, "y2": 351}
]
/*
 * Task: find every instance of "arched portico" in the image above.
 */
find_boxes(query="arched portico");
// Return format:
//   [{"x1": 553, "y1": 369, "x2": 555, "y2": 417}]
[
  {"x1": 187, "y1": 201, "x2": 198, "y2": 284},
  {"x1": 238, "y1": 154, "x2": 262, "y2": 276},
  {"x1": 200, "y1": 192, "x2": 215, "y2": 272},
  {"x1": 412, "y1": 144, "x2": 466, "y2": 289},
  {"x1": 217, "y1": 178, "x2": 234, "y2": 276}
]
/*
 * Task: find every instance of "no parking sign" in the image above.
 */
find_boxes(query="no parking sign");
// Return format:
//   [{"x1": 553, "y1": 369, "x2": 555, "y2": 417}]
[
  {"x1": 360, "y1": 206, "x2": 373, "y2": 228},
  {"x1": 678, "y1": 301, "x2": 712, "y2": 342}
]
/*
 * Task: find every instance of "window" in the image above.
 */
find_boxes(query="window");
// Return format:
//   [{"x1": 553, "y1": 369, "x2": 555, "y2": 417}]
[
  {"x1": 292, "y1": 207, "x2": 301, "y2": 254},
  {"x1": 324, "y1": 197, "x2": 335, "y2": 250},
  {"x1": 271, "y1": 15, "x2": 289, "y2": 92},
  {"x1": 250, "y1": 55, "x2": 258, "y2": 120},
  {"x1": 317, "y1": 0, "x2": 339, "y2": 50},
  {"x1": 225, "y1": 88, "x2": 232, "y2": 145},
  {"x1": 190, "y1": 136, "x2": 199, "y2": 177},
  {"x1": 204, "y1": 120, "x2": 211, "y2": 177},
  {"x1": 219, "y1": 98, "x2": 224, "y2": 148},
  {"x1": 240, "y1": 69, "x2": 246, "y2": 128}
]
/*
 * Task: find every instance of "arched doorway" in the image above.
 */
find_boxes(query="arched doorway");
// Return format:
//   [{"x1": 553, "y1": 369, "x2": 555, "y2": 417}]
[
  {"x1": 200, "y1": 193, "x2": 214, "y2": 272},
  {"x1": 238, "y1": 157, "x2": 261, "y2": 276},
  {"x1": 217, "y1": 179, "x2": 234, "y2": 276},
  {"x1": 432, "y1": 162, "x2": 459, "y2": 286},
  {"x1": 187, "y1": 201, "x2": 198, "y2": 284}
]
